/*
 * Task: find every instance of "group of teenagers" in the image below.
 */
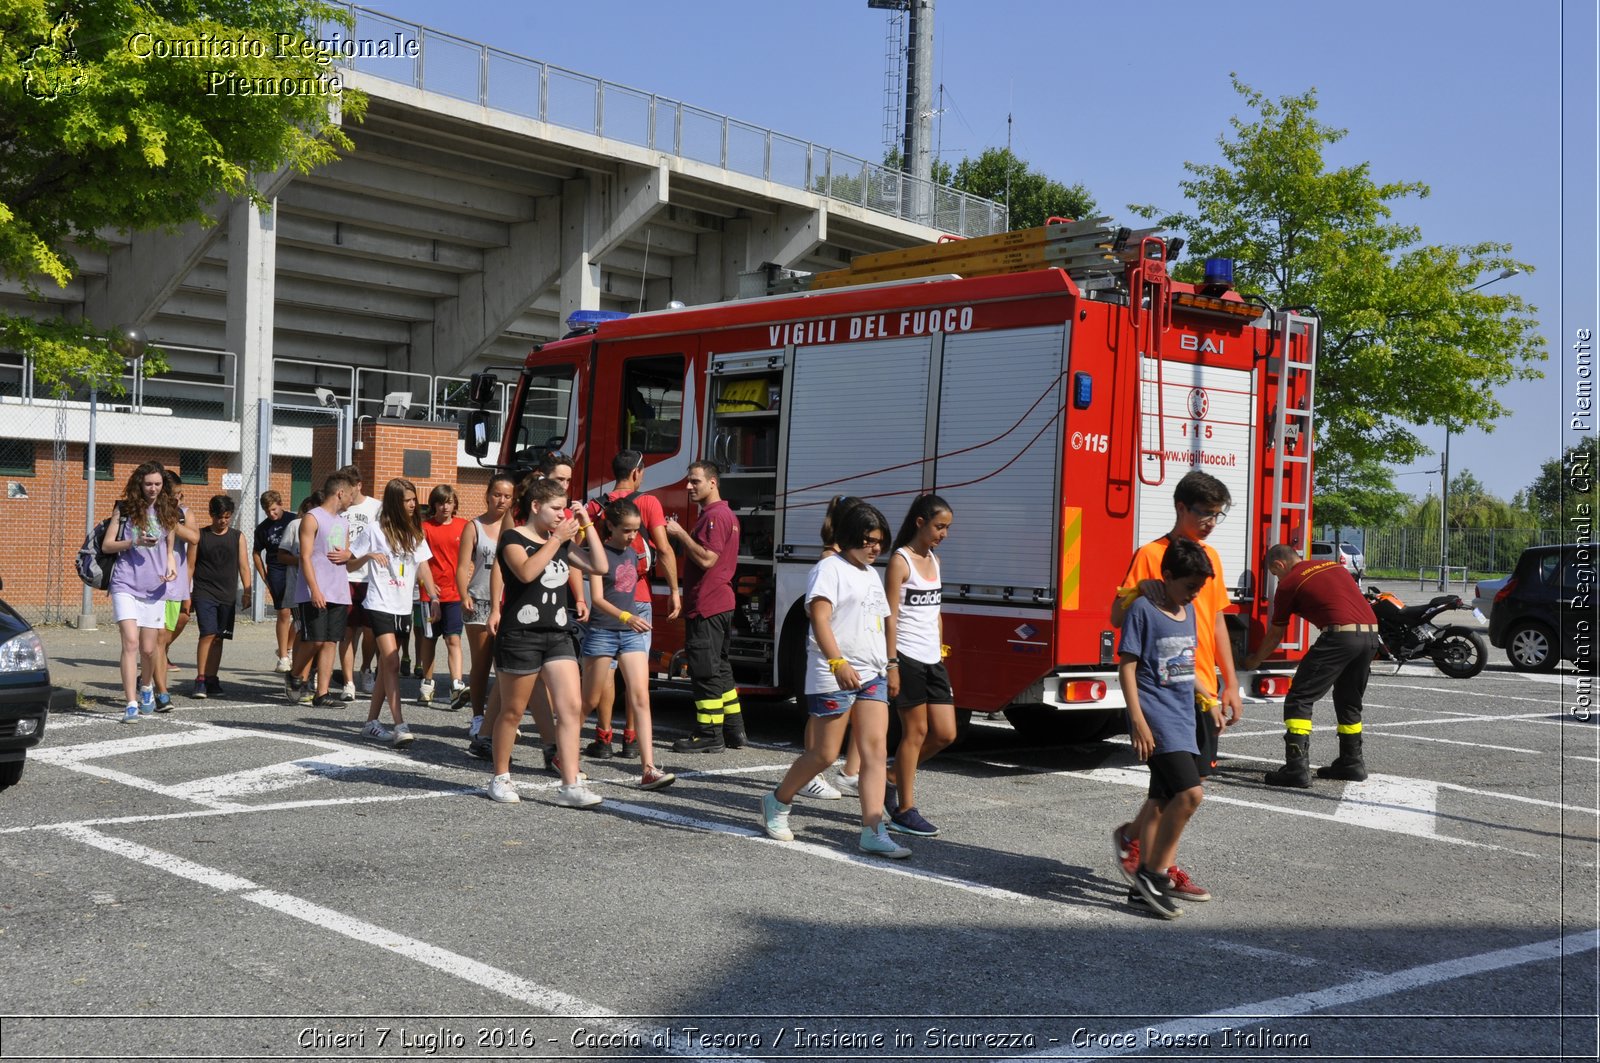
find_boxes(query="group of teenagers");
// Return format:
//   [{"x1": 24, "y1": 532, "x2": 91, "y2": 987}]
[{"x1": 99, "y1": 454, "x2": 1365, "y2": 913}]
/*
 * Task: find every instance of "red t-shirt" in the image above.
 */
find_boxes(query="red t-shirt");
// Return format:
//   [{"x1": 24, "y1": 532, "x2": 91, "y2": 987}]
[
  {"x1": 421, "y1": 516, "x2": 467, "y2": 602},
  {"x1": 682, "y1": 499, "x2": 739, "y2": 618},
  {"x1": 1270, "y1": 559, "x2": 1377, "y2": 628}
]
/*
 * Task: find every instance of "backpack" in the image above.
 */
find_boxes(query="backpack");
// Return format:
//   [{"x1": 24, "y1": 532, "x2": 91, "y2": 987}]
[
  {"x1": 76, "y1": 510, "x2": 120, "y2": 591},
  {"x1": 587, "y1": 490, "x2": 652, "y2": 577}
]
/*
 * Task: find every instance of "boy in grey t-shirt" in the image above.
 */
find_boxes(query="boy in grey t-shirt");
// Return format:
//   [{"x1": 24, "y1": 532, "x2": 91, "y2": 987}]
[{"x1": 1115, "y1": 537, "x2": 1214, "y2": 919}]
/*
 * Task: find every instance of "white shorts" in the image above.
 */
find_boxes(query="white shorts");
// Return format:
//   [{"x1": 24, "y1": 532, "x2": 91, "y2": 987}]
[{"x1": 112, "y1": 592, "x2": 167, "y2": 629}]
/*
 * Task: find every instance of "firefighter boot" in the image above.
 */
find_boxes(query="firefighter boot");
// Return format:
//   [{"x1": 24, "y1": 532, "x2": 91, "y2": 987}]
[
  {"x1": 722, "y1": 711, "x2": 748, "y2": 750},
  {"x1": 1264, "y1": 733, "x2": 1313, "y2": 789},
  {"x1": 672, "y1": 722, "x2": 726, "y2": 754},
  {"x1": 1316, "y1": 733, "x2": 1368, "y2": 781}
]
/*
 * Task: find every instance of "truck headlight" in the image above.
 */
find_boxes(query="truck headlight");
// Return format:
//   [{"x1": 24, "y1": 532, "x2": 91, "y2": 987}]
[{"x1": 0, "y1": 630, "x2": 47, "y2": 673}]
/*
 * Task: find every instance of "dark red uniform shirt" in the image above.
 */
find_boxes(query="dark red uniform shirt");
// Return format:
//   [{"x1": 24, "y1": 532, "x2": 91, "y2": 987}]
[
  {"x1": 1270, "y1": 559, "x2": 1378, "y2": 628},
  {"x1": 682, "y1": 499, "x2": 739, "y2": 618}
]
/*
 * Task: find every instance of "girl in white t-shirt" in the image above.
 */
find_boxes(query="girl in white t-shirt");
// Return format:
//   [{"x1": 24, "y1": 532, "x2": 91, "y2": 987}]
[
  {"x1": 760, "y1": 503, "x2": 910, "y2": 858},
  {"x1": 349, "y1": 478, "x2": 440, "y2": 746}
]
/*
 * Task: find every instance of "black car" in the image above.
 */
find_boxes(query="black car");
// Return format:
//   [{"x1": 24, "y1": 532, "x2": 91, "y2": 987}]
[
  {"x1": 0, "y1": 582, "x2": 67, "y2": 791},
  {"x1": 1487, "y1": 544, "x2": 1597, "y2": 672}
]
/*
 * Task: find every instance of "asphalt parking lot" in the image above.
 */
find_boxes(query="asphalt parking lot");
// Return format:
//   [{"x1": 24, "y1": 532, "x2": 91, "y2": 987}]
[{"x1": 2, "y1": 618, "x2": 1596, "y2": 1061}]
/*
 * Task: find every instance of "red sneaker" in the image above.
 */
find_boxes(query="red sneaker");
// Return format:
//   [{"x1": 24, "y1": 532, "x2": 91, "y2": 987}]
[
  {"x1": 1165, "y1": 865, "x2": 1212, "y2": 901},
  {"x1": 1112, "y1": 823, "x2": 1139, "y2": 884}
]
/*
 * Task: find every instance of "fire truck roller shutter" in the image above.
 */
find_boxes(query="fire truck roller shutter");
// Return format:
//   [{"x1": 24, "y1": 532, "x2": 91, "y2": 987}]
[
  {"x1": 1134, "y1": 361, "x2": 1257, "y2": 595},
  {"x1": 781, "y1": 335, "x2": 934, "y2": 555},
  {"x1": 933, "y1": 325, "x2": 1068, "y2": 598}
]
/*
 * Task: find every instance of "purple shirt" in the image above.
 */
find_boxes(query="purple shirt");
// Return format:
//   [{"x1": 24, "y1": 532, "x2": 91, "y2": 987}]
[
  {"x1": 681, "y1": 499, "x2": 739, "y2": 618},
  {"x1": 108, "y1": 505, "x2": 171, "y2": 600},
  {"x1": 293, "y1": 506, "x2": 352, "y2": 606},
  {"x1": 163, "y1": 507, "x2": 192, "y2": 601}
]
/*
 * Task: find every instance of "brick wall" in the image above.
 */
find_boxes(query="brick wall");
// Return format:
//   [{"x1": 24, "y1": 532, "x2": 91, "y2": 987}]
[
  {"x1": 0, "y1": 422, "x2": 491, "y2": 616},
  {"x1": 0, "y1": 441, "x2": 231, "y2": 616}
]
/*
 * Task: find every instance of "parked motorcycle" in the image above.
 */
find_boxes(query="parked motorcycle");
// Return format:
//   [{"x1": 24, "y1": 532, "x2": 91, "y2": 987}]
[{"x1": 1365, "y1": 586, "x2": 1488, "y2": 678}]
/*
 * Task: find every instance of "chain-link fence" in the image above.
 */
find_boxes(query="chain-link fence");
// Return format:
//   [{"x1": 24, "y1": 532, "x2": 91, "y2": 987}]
[{"x1": 1361, "y1": 526, "x2": 1569, "y2": 584}]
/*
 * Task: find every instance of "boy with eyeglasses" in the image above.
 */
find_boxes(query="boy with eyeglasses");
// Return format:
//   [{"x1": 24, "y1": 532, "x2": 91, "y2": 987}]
[{"x1": 1108, "y1": 470, "x2": 1242, "y2": 903}]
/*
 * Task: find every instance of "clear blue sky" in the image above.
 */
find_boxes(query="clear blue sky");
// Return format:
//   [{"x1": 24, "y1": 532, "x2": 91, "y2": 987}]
[{"x1": 357, "y1": 0, "x2": 1595, "y2": 506}]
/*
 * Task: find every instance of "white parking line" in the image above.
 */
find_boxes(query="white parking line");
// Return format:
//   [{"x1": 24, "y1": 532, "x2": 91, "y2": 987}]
[
  {"x1": 604, "y1": 799, "x2": 1047, "y2": 907},
  {"x1": 1332, "y1": 778, "x2": 1438, "y2": 837},
  {"x1": 1020, "y1": 929, "x2": 1600, "y2": 1059},
  {"x1": 50, "y1": 825, "x2": 770, "y2": 1061}
]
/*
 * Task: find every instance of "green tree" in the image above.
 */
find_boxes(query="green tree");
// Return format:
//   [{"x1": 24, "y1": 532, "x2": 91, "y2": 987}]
[
  {"x1": 1133, "y1": 77, "x2": 1545, "y2": 526},
  {"x1": 1, "y1": 0, "x2": 364, "y2": 393},
  {"x1": 1312, "y1": 448, "x2": 1408, "y2": 533},
  {"x1": 950, "y1": 147, "x2": 1095, "y2": 229},
  {"x1": 1522, "y1": 439, "x2": 1600, "y2": 527}
]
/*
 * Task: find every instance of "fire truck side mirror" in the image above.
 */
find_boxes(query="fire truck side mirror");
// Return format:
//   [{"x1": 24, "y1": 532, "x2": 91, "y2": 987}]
[
  {"x1": 467, "y1": 372, "x2": 499, "y2": 406},
  {"x1": 463, "y1": 410, "x2": 491, "y2": 459}
]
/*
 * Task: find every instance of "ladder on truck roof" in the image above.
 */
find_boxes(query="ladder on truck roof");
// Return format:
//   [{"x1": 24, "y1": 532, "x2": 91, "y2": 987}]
[{"x1": 771, "y1": 217, "x2": 1162, "y2": 293}]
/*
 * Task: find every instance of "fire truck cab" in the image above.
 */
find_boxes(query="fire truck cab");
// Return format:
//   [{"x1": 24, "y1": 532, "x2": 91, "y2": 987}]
[{"x1": 469, "y1": 220, "x2": 1315, "y2": 740}]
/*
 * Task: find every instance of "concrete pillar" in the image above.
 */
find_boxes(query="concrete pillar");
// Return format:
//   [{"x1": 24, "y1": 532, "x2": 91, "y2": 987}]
[
  {"x1": 226, "y1": 194, "x2": 278, "y2": 515},
  {"x1": 559, "y1": 177, "x2": 601, "y2": 327}
]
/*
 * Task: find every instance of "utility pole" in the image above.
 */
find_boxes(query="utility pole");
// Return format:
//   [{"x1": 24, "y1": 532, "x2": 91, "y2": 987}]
[{"x1": 902, "y1": 0, "x2": 933, "y2": 222}]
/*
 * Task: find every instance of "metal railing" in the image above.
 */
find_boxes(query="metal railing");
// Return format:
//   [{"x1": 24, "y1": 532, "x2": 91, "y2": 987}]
[
  {"x1": 0, "y1": 345, "x2": 237, "y2": 421},
  {"x1": 1363, "y1": 525, "x2": 1570, "y2": 581},
  {"x1": 324, "y1": 4, "x2": 1008, "y2": 237}
]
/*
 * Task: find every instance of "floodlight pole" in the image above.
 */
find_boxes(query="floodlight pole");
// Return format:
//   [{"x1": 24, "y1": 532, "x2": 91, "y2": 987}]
[{"x1": 80, "y1": 325, "x2": 147, "y2": 630}]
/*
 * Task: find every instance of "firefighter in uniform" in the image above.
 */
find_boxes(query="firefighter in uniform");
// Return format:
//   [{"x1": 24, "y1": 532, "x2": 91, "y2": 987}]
[
  {"x1": 1243, "y1": 543, "x2": 1381, "y2": 787},
  {"x1": 665, "y1": 460, "x2": 743, "y2": 753}
]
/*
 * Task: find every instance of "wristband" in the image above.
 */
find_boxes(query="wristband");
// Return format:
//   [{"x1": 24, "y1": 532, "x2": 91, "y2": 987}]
[
  {"x1": 827, "y1": 657, "x2": 847, "y2": 671},
  {"x1": 885, "y1": 657, "x2": 899, "y2": 665},
  {"x1": 620, "y1": 611, "x2": 632, "y2": 623},
  {"x1": 886, "y1": 662, "x2": 899, "y2": 669}
]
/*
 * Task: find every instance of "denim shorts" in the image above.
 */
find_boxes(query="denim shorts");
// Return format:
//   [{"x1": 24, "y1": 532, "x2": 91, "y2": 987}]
[
  {"x1": 580, "y1": 603, "x2": 651, "y2": 659},
  {"x1": 806, "y1": 673, "x2": 889, "y2": 717}
]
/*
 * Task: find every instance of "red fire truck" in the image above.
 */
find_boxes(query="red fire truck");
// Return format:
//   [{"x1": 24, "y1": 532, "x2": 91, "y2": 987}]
[{"x1": 464, "y1": 220, "x2": 1314, "y2": 740}]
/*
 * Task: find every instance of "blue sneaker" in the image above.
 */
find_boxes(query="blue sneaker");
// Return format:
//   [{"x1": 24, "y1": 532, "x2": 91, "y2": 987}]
[
  {"x1": 760, "y1": 791, "x2": 794, "y2": 841},
  {"x1": 138, "y1": 686, "x2": 156, "y2": 716},
  {"x1": 122, "y1": 703, "x2": 141, "y2": 724},
  {"x1": 888, "y1": 805, "x2": 940, "y2": 837},
  {"x1": 153, "y1": 692, "x2": 173, "y2": 714}
]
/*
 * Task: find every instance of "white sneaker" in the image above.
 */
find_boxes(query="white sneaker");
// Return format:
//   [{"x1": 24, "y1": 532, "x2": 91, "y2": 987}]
[
  {"x1": 392, "y1": 723, "x2": 414, "y2": 746},
  {"x1": 360, "y1": 719, "x2": 393, "y2": 742},
  {"x1": 798, "y1": 775, "x2": 843, "y2": 800},
  {"x1": 468, "y1": 714, "x2": 484, "y2": 739},
  {"x1": 835, "y1": 773, "x2": 860, "y2": 797},
  {"x1": 342, "y1": 682, "x2": 356, "y2": 703},
  {"x1": 274, "y1": 655, "x2": 292, "y2": 673},
  {"x1": 761, "y1": 791, "x2": 794, "y2": 841},
  {"x1": 552, "y1": 782, "x2": 603, "y2": 808},
  {"x1": 487, "y1": 773, "x2": 520, "y2": 804},
  {"x1": 419, "y1": 679, "x2": 435, "y2": 705},
  {"x1": 121, "y1": 703, "x2": 141, "y2": 724},
  {"x1": 357, "y1": 669, "x2": 375, "y2": 695},
  {"x1": 859, "y1": 822, "x2": 912, "y2": 859}
]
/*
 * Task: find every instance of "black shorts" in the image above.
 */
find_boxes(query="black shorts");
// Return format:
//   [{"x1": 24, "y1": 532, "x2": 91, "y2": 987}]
[
  {"x1": 428, "y1": 600, "x2": 463, "y2": 637},
  {"x1": 297, "y1": 602, "x2": 349, "y2": 644},
  {"x1": 267, "y1": 567, "x2": 290, "y2": 612},
  {"x1": 194, "y1": 598, "x2": 236, "y2": 639},
  {"x1": 1195, "y1": 704, "x2": 1221, "y2": 778},
  {"x1": 892, "y1": 658, "x2": 953, "y2": 709},
  {"x1": 345, "y1": 581, "x2": 370, "y2": 629},
  {"x1": 1147, "y1": 750, "x2": 1204, "y2": 803},
  {"x1": 369, "y1": 610, "x2": 412, "y2": 640},
  {"x1": 496, "y1": 628, "x2": 578, "y2": 675}
]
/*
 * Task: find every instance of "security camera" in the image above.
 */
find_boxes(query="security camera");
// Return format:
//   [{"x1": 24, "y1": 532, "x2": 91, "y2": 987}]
[{"x1": 315, "y1": 387, "x2": 338, "y2": 408}]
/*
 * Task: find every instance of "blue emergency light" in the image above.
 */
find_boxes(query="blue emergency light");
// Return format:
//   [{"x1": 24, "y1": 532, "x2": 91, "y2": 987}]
[
  {"x1": 1202, "y1": 258, "x2": 1235, "y2": 291},
  {"x1": 565, "y1": 309, "x2": 630, "y2": 330}
]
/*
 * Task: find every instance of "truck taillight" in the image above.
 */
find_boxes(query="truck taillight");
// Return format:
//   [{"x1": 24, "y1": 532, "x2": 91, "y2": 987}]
[
  {"x1": 1059, "y1": 679, "x2": 1108, "y2": 703},
  {"x1": 1254, "y1": 674, "x2": 1292, "y2": 697}
]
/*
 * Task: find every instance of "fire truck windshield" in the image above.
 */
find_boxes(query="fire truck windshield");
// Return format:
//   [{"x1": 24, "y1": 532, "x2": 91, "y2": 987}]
[{"x1": 505, "y1": 367, "x2": 574, "y2": 469}]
